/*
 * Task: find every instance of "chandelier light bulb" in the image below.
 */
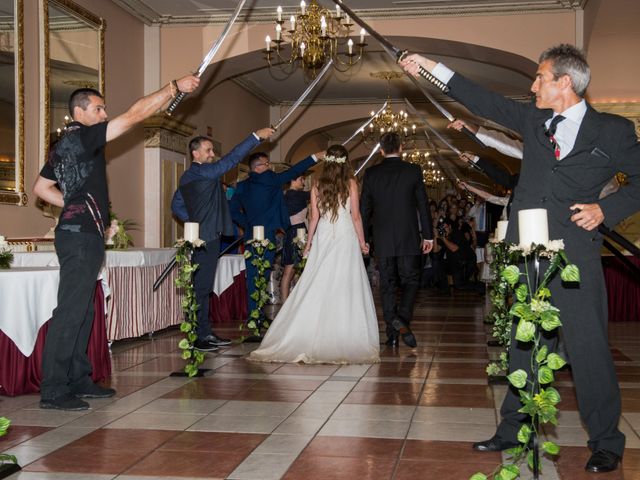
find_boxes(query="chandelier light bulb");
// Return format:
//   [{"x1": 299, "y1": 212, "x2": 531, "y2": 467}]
[
  {"x1": 321, "y1": 16, "x2": 327, "y2": 36},
  {"x1": 300, "y1": 1, "x2": 306, "y2": 15},
  {"x1": 265, "y1": 35, "x2": 271, "y2": 51},
  {"x1": 347, "y1": 38, "x2": 353, "y2": 55},
  {"x1": 290, "y1": 15, "x2": 296, "y2": 30},
  {"x1": 277, "y1": 5, "x2": 282, "y2": 21},
  {"x1": 336, "y1": 4, "x2": 341, "y2": 17},
  {"x1": 275, "y1": 23, "x2": 282, "y2": 41},
  {"x1": 360, "y1": 28, "x2": 366, "y2": 44},
  {"x1": 300, "y1": 41, "x2": 306, "y2": 56}
]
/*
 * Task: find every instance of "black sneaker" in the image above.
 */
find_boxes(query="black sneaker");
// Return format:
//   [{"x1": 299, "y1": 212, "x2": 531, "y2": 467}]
[
  {"x1": 193, "y1": 338, "x2": 220, "y2": 352},
  {"x1": 203, "y1": 333, "x2": 232, "y2": 346},
  {"x1": 71, "y1": 383, "x2": 116, "y2": 399},
  {"x1": 40, "y1": 393, "x2": 89, "y2": 411}
]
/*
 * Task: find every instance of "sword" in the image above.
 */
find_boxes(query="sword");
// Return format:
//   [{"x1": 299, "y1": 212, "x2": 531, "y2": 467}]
[
  {"x1": 330, "y1": 0, "x2": 485, "y2": 148},
  {"x1": 166, "y1": 0, "x2": 247, "y2": 115},
  {"x1": 272, "y1": 59, "x2": 334, "y2": 131},
  {"x1": 355, "y1": 142, "x2": 380, "y2": 176},
  {"x1": 342, "y1": 101, "x2": 388, "y2": 146}
]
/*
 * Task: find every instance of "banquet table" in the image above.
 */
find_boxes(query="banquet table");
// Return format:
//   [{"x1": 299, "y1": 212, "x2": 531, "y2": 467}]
[
  {"x1": 209, "y1": 254, "x2": 247, "y2": 323},
  {"x1": 602, "y1": 255, "x2": 640, "y2": 322},
  {"x1": 0, "y1": 268, "x2": 111, "y2": 396}
]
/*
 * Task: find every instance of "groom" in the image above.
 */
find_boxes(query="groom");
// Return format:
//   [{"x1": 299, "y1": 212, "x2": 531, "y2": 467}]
[{"x1": 361, "y1": 132, "x2": 433, "y2": 347}]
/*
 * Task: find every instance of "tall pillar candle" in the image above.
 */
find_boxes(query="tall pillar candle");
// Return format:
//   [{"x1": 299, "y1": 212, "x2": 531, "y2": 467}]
[
  {"x1": 253, "y1": 225, "x2": 265, "y2": 240},
  {"x1": 496, "y1": 220, "x2": 508, "y2": 242},
  {"x1": 518, "y1": 209, "x2": 548, "y2": 247},
  {"x1": 184, "y1": 222, "x2": 199, "y2": 242},
  {"x1": 296, "y1": 228, "x2": 306, "y2": 240}
]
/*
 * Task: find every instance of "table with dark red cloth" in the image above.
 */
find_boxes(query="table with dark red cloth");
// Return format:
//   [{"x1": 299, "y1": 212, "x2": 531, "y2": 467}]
[
  {"x1": 209, "y1": 255, "x2": 247, "y2": 323},
  {"x1": 602, "y1": 255, "x2": 640, "y2": 322},
  {"x1": 0, "y1": 279, "x2": 111, "y2": 397}
]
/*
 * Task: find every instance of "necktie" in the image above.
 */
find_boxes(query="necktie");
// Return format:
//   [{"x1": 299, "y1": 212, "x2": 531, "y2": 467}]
[{"x1": 545, "y1": 115, "x2": 565, "y2": 160}]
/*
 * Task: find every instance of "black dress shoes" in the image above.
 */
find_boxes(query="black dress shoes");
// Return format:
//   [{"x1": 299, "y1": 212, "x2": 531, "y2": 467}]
[
  {"x1": 385, "y1": 335, "x2": 399, "y2": 347},
  {"x1": 206, "y1": 333, "x2": 232, "y2": 346},
  {"x1": 71, "y1": 383, "x2": 116, "y2": 398},
  {"x1": 391, "y1": 317, "x2": 417, "y2": 348},
  {"x1": 472, "y1": 435, "x2": 520, "y2": 452},
  {"x1": 40, "y1": 393, "x2": 89, "y2": 411},
  {"x1": 585, "y1": 449, "x2": 621, "y2": 473}
]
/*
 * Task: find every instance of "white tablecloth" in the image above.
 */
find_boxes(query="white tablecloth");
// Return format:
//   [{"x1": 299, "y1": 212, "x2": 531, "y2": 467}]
[
  {"x1": 0, "y1": 267, "x2": 60, "y2": 356},
  {"x1": 214, "y1": 254, "x2": 245, "y2": 296},
  {"x1": 12, "y1": 248, "x2": 175, "y2": 268}
]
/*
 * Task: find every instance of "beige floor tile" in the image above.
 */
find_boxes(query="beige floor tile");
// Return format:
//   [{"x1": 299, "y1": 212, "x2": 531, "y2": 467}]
[
  {"x1": 6, "y1": 409, "x2": 88, "y2": 427},
  {"x1": 413, "y1": 406, "x2": 496, "y2": 425},
  {"x1": 21, "y1": 426, "x2": 94, "y2": 448},
  {"x1": 227, "y1": 452, "x2": 299, "y2": 480},
  {"x1": 252, "y1": 433, "x2": 312, "y2": 455},
  {"x1": 213, "y1": 401, "x2": 299, "y2": 417},
  {"x1": 65, "y1": 411, "x2": 128, "y2": 429},
  {"x1": 407, "y1": 421, "x2": 496, "y2": 442},
  {"x1": 303, "y1": 390, "x2": 349, "y2": 405},
  {"x1": 288, "y1": 403, "x2": 338, "y2": 420},
  {"x1": 188, "y1": 414, "x2": 284, "y2": 434},
  {"x1": 319, "y1": 418, "x2": 410, "y2": 439},
  {"x1": 136, "y1": 398, "x2": 227, "y2": 415},
  {"x1": 316, "y1": 380, "x2": 357, "y2": 392},
  {"x1": 273, "y1": 416, "x2": 326, "y2": 435},
  {"x1": 332, "y1": 404, "x2": 416, "y2": 421},
  {"x1": 104, "y1": 412, "x2": 204, "y2": 430}
]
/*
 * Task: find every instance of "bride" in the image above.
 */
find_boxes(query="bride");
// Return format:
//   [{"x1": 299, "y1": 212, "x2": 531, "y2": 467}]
[{"x1": 249, "y1": 145, "x2": 380, "y2": 364}]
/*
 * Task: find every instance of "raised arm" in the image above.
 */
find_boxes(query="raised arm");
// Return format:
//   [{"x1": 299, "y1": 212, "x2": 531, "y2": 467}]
[
  {"x1": 348, "y1": 179, "x2": 369, "y2": 255},
  {"x1": 106, "y1": 74, "x2": 200, "y2": 142},
  {"x1": 303, "y1": 184, "x2": 321, "y2": 257}
]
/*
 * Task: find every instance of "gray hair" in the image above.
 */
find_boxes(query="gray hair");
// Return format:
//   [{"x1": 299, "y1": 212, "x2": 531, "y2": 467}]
[{"x1": 539, "y1": 44, "x2": 590, "y2": 97}]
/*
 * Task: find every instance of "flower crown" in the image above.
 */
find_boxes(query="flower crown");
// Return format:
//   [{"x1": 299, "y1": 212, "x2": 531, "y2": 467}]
[{"x1": 324, "y1": 155, "x2": 346, "y2": 164}]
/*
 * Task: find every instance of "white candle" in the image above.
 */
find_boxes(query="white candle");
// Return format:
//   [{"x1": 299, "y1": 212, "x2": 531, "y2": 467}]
[
  {"x1": 321, "y1": 16, "x2": 327, "y2": 36},
  {"x1": 184, "y1": 222, "x2": 199, "y2": 242},
  {"x1": 296, "y1": 228, "x2": 306, "y2": 240},
  {"x1": 300, "y1": 0, "x2": 306, "y2": 15},
  {"x1": 300, "y1": 42, "x2": 306, "y2": 56},
  {"x1": 336, "y1": 4, "x2": 340, "y2": 17},
  {"x1": 359, "y1": 28, "x2": 365, "y2": 44},
  {"x1": 253, "y1": 225, "x2": 265, "y2": 240},
  {"x1": 518, "y1": 209, "x2": 548, "y2": 247},
  {"x1": 290, "y1": 15, "x2": 296, "y2": 30},
  {"x1": 275, "y1": 23, "x2": 282, "y2": 41},
  {"x1": 347, "y1": 38, "x2": 353, "y2": 55},
  {"x1": 265, "y1": 35, "x2": 271, "y2": 51},
  {"x1": 496, "y1": 220, "x2": 508, "y2": 242},
  {"x1": 345, "y1": 13, "x2": 350, "y2": 24},
  {"x1": 276, "y1": 5, "x2": 282, "y2": 21}
]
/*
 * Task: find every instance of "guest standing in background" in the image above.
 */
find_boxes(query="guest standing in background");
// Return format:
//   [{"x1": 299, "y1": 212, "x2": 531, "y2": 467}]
[
  {"x1": 280, "y1": 175, "x2": 310, "y2": 302},
  {"x1": 33, "y1": 74, "x2": 200, "y2": 411},
  {"x1": 171, "y1": 128, "x2": 275, "y2": 352}
]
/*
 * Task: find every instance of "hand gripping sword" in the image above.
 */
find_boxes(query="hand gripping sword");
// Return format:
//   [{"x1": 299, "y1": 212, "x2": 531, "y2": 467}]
[
  {"x1": 330, "y1": 0, "x2": 485, "y2": 148},
  {"x1": 166, "y1": 0, "x2": 247, "y2": 115},
  {"x1": 272, "y1": 59, "x2": 334, "y2": 131}
]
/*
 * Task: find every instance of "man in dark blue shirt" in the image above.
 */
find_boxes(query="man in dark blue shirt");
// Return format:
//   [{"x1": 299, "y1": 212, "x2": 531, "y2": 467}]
[{"x1": 172, "y1": 128, "x2": 274, "y2": 351}]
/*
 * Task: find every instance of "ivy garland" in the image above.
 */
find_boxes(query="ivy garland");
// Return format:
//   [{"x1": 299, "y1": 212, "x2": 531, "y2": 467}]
[
  {"x1": 292, "y1": 235, "x2": 307, "y2": 277},
  {"x1": 0, "y1": 417, "x2": 17, "y2": 465},
  {"x1": 242, "y1": 239, "x2": 276, "y2": 337},
  {"x1": 471, "y1": 241, "x2": 580, "y2": 480},
  {"x1": 174, "y1": 239, "x2": 206, "y2": 377},
  {"x1": 485, "y1": 240, "x2": 521, "y2": 377}
]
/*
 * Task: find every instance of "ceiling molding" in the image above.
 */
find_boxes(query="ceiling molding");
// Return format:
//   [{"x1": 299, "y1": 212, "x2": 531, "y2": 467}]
[{"x1": 110, "y1": 1, "x2": 591, "y2": 26}]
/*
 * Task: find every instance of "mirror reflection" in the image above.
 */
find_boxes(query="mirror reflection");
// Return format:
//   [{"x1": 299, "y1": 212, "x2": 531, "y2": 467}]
[{"x1": 0, "y1": 0, "x2": 24, "y2": 205}]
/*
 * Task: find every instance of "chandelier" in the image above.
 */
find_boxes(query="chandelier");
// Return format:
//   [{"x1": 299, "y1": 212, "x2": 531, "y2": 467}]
[
  {"x1": 264, "y1": 0, "x2": 367, "y2": 74},
  {"x1": 403, "y1": 150, "x2": 445, "y2": 187},
  {"x1": 362, "y1": 72, "x2": 417, "y2": 148}
]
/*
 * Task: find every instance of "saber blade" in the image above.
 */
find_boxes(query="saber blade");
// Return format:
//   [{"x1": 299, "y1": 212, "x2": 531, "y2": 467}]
[
  {"x1": 273, "y1": 59, "x2": 334, "y2": 131},
  {"x1": 355, "y1": 142, "x2": 380, "y2": 176},
  {"x1": 404, "y1": 98, "x2": 460, "y2": 154},
  {"x1": 342, "y1": 101, "x2": 388, "y2": 146},
  {"x1": 166, "y1": 0, "x2": 247, "y2": 115}
]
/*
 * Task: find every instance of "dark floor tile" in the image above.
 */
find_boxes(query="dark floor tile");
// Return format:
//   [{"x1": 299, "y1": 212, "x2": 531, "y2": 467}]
[
  {"x1": 301, "y1": 436, "x2": 403, "y2": 458},
  {"x1": 343, "y1": 391, "x2": 421, "y2": 405},
  {"x1": 0, "y1": 426, "x2": 51, "y2": 450},
  {"x1": 160, "y1": 431, "x2": 267, "y2": 453},
  {"x1": 283, "y1": 454, "x2": 396, "y2": 480},
  {"x1": 353, "y1": 381, "x2": 424, "y2": 394},
  {"x1": 394, "y1": 459, "x2": 495, "y2": 480},
  {"x1": 65, "y1": 428, "x2": 178, "y2": 452},
  {"x1": 124, "y1": 449, "x2": 248, "y2": 477},
  {"x1": 402, "y1": 440, "x2": 501, "y2": 465}
]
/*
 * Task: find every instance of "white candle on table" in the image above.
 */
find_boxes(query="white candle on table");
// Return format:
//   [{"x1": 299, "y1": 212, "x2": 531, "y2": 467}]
[
  {"x1": 496, "y1": 220, "x2": 508, "y2": 242},
  {"x1": 296, "y1": 228, "x2": 306, "y2": 240},
  {"x1": 518, "y1": 209, "x2": 548, "y2": 247},
  {"x1": 184, "y1": 222, "x2": 199, "y2": 242},
  {"x1": 253, "y1": 225, "x2": 265, "y2": 240}
]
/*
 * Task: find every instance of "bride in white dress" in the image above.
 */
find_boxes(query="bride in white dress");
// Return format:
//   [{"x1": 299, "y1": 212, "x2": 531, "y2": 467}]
[{"x1": 249, "y1": 145, "x2": 380, "y2": 364}]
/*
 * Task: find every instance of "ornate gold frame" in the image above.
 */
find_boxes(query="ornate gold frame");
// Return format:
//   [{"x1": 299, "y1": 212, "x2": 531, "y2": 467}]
[
  {"x1": 0, "y1": 0, "x2": 26, "y2": 205},
  {"x1": 39, "y1": 0, "x2": 105, "y2": 169}
]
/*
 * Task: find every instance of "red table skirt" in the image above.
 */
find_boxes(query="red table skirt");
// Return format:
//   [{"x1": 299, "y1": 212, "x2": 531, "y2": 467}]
[
  {"x1": 603, "y1": 256, "x2": 640, "y2": 322},
  {"x1": 209, "y1": 272, "x2": 247, "y2": 323},
  {"x1": 0, "y1": 282, "x2": 112, "y2": 397}
]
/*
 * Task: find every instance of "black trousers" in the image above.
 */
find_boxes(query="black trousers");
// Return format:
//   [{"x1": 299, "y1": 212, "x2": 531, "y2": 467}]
[
  {"x1": 192, "y1": 238, "x2": 221, "y2": 340},
  {"x1": 41, "y1": 231, "x2": 105, "y2": 399},
  {"x1": 376, "y1": 255, "x2": 421, "y2": 339},
  {"x1": 496, "y1": 256, "x2": 624, "y2": 456}
]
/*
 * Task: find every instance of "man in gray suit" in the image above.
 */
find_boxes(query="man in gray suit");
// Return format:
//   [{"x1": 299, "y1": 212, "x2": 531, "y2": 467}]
[{"x1": 402, "y1": 45, "x2": 640, "y2": 473}]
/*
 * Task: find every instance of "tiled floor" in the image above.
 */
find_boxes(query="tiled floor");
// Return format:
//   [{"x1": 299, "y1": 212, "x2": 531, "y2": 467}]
[{"x1": 2, "y1": 289, "x2": 640, "y2": 479}]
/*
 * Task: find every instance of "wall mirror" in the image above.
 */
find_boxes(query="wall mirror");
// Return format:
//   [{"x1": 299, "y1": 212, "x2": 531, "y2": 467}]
[
  {"x1": 39, "y1": 0, "x2": 104, "y2": 169},
  {"x1": 0, "y1": 0, "x2": 25, "y2": 205}
]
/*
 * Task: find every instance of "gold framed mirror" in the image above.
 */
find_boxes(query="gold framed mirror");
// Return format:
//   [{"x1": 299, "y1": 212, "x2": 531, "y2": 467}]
[
  {"x1": 39, "y1": 0, "x2": 105, "y2": 169},
  {"x1": 0, "y1": 0, "x2": 25, "y2": 205}
]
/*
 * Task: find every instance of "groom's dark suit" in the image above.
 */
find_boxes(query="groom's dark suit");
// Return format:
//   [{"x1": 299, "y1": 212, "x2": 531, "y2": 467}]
[
  {"x1": 446, "y1": 72, "x2": 640, "y2": 456},
  {"x1": 360, "y1": 156, "x2": 433, "y2": 341}
]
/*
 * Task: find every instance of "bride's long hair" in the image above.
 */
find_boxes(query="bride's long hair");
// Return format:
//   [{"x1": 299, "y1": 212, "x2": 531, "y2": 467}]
[{"x1": 316, "y1": 144, "x2": 353, "y2": 222}]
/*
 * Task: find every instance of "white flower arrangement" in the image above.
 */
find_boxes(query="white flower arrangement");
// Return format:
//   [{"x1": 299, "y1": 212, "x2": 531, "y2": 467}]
[
  {"x1": 324, "y1": 155, "x2": 346, "y2": 164},
  {"x1": 176, "y1": 238, "x2": 205, "y2": 248},
  {"x1": 246, "y1": 238, "x2": 272, "y2": 248},
  {"x1": 508, "y1": 239, "x2": 565, "y2": 257}
]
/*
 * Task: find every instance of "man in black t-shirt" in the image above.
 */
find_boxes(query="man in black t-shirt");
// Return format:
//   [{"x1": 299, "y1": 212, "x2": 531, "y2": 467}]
[{"x1": 33, "y1": 74, "x2": 200, "y2": 411}]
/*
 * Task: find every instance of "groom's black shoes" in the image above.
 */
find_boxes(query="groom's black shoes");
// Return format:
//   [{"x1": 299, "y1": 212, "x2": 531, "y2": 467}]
[
  {"x1": 472, "y1": 435, "x2": 520, "y2": 452},
  {"x1": 391, "y1": 317, "x2": 417, "y2": 348},
  {"x1": 585, "y1": 449, "x2": 621, "y2": 473}
]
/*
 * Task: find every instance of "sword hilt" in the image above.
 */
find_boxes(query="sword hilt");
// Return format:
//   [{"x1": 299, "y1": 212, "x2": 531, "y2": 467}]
[
  {"x1": 396, "y1": 50, "x2": 450, "y2": 93},
  {"x1": 166, "y1": 91, "x2": 188, "y2": 116}
]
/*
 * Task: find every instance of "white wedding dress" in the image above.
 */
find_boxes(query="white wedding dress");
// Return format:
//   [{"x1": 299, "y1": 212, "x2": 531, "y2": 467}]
[{"x1": 249, "y1": 197, "x2": 380, "y2": 364}]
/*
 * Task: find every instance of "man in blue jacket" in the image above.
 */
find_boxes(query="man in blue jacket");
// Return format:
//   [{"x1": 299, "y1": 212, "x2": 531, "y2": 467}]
[
  {"x1": 230, "y1": 150, "x2": 324, "y2": 320},
  {"x1": 172, "y1": 128, "x2": 274, "y2": 351}
]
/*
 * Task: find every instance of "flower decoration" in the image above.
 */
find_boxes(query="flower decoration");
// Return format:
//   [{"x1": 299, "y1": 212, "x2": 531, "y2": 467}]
[
  {"x1": 242, "y1": 238, "x2": 276, "y2": 337},
  {"x1": 292, "y1": 235, "x2": 308, "y2": 275},
  {"x1": 0, "y1": 236, "x2": 13, "y2": 270},
  {"x1": 324, "y1": 155, "x2": 346, "y2": 164}
]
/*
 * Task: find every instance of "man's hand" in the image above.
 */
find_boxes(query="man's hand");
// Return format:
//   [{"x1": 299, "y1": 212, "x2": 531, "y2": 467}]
[
  {"x1": 570, "y1": 203, "x2": 605, "y2": 231},
  {"x1": 399, "y1": 53, "x2": 438, "y2": 77},
  {"x1": 255, "y1": 128, "x2": 275, "y2": 140},
  {"x1": 422, "y1": 239, "x2": 434, "y2": 254},
  {"x1": 175, "y1": 75, "x2": 200, "y2": 93},
  {"x1": 448, "y1": 119, "x2": 479, "y2": 134},
  {"x1": 315, "y1": 151, "x2": 326, "y2": 161},
  {"x1": 459, "y1": 152, "x2": 478, "y2": 165}
]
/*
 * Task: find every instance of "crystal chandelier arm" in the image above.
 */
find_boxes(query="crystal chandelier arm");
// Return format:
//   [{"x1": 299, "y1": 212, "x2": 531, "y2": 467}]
[
  {"x1": 272, "y1": 59, "x2": 334, "y2": 131},
  {"x1": 342, "y1": 101, "x2": 388, "y2": 146}
]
